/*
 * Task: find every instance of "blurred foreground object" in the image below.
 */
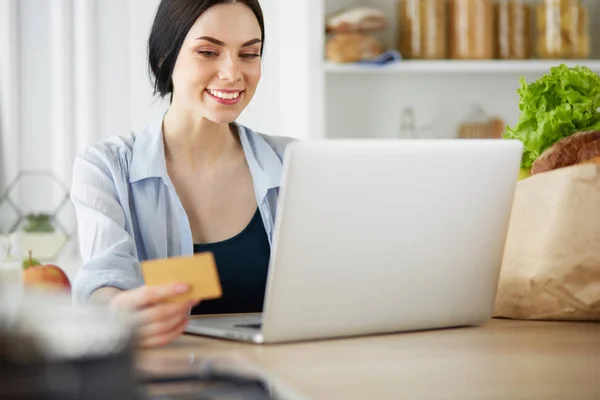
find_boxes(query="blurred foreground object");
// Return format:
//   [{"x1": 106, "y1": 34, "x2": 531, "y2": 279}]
[
  {"x1": 0, "y1": 237, "x2": 24, "y2": 324},
  {"x1": 138, "y1": 354, "x2": 286, "y2": 400},
  {"x1": 0, "y1": 292, "x2": 283, "y2": 399},
  {"x1": 0, "y1": 292, "x2": 137, "y2": 400}
]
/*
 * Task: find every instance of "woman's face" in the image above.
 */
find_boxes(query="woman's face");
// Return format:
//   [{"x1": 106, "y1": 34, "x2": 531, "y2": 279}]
[{"x1": 170, "y1": 3, "x2": 262, "y2": 123}]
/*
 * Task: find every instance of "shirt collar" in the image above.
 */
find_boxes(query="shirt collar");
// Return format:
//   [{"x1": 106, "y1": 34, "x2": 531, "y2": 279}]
[
  {"x1": 129, "y1": 117, "x2": 283, "y2": 202},
  {"x1": 237, "y1": 123, "x2": 283, "y2": 202},
  {"x1": 129, "y1": 117, "x2": 167, "y2": 184}
]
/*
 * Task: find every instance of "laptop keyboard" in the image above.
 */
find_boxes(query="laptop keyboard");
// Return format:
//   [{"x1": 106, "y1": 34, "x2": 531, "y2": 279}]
[{"x1": 234, "y1": 323, "x2": 262, "y2": 330}]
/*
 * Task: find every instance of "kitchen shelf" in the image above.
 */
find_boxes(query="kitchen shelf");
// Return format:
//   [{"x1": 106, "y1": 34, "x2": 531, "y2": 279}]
[{"x1": 324, "y1": 59, "x2": 600, "y2": 75}]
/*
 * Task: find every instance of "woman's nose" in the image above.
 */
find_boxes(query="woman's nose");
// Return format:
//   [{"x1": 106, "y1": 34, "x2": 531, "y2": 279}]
[{"x1": 218, "y1": 54, "x2": 242, "y2": 83}]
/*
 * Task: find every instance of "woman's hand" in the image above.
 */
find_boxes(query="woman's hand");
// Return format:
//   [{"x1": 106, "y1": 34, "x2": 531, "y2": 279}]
[{"x1": 109, "y1": 283, "x2": 198, "y2": 348}]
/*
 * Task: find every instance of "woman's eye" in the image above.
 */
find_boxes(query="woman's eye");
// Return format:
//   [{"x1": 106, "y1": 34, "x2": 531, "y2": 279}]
[
  {"x1": 240, "y1": 54, "x2": 260, "y2": 60},
  {"x1": 198, "y1": 50, "x2": 218, "y2": 58}
]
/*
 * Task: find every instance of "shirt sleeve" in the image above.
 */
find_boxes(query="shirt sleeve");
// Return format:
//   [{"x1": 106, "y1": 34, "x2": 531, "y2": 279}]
[{"x1": 70, "y1": 147, "x2": 143, "y2": 303}]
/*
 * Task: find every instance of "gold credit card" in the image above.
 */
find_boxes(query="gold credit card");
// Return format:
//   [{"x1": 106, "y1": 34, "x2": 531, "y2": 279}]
[{"x1": 141, "y1": 252, "x2": 222, "y2": 302}]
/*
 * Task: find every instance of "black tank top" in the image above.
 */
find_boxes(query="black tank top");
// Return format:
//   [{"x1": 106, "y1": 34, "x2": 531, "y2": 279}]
[{"x1": 191, "y1": 208, "x2": 270, "y2": 315}]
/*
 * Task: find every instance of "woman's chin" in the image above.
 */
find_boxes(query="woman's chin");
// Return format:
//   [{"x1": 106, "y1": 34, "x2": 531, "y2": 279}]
[{"x1": 205, "y1": 110, "x2": 244, "y2": 125}]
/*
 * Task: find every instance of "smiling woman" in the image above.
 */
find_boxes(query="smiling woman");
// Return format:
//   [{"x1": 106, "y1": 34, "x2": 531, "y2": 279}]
[
  {"x1": 148, "y1": 0, "x2": 265, "y2": 122},
  {"x1": 68, "y1": 0, "x2": 295, "y2": 348}
]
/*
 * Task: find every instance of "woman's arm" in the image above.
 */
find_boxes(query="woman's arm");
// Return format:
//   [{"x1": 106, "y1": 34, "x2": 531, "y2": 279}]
[
  {"x1": 70, "y1": 145, "x2": 195, "y2": 347},
  {"x1": 70, "y1": 146, "x2": 142, "y2": 303}
]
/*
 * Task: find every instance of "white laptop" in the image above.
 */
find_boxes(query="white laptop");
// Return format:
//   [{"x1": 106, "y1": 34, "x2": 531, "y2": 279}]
[{"x1": 185, "y1": 138, "x2": 523, "y2": 344}]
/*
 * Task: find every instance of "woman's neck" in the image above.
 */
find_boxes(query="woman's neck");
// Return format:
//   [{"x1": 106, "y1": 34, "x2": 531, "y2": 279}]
[{"x1": 162, "y1": 105, "x2": 239, "y2": 171}]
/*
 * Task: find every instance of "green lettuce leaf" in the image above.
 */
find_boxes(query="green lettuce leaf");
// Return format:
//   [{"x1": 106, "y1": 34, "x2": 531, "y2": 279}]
[{"x1": 503, "y1": 64, "x2": 600, "y2": 169}]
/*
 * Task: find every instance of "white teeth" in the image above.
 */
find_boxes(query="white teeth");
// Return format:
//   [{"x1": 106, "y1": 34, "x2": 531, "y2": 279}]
[{"x1": 208, "y1": 90, "x2": 240, "y2": 100}]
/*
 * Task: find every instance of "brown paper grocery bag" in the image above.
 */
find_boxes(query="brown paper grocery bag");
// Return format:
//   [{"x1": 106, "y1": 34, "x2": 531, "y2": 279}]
[{"x1": 494, "y1": 163, "x2": 600, "y2": 321}]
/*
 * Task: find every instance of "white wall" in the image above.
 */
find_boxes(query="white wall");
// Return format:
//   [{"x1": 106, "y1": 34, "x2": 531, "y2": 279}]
[{"x1": 326, "y1": 72, "x2": 530, "y2": 139}]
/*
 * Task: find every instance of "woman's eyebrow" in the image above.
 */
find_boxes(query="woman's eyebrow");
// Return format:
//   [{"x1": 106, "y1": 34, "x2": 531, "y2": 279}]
[{"x1": 195, "y1": 36, "x2": 261, "y2": 47}]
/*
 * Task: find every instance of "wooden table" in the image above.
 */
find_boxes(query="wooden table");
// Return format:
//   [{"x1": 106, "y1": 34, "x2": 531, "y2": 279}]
[{"x1": 140, "y1": 319, "x2": 600, "y2": 400}]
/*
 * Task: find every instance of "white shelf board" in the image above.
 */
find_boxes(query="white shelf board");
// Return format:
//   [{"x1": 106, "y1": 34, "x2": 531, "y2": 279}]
[{"x1": 324, "y1": 59, "x2": 600, "y2": 75}]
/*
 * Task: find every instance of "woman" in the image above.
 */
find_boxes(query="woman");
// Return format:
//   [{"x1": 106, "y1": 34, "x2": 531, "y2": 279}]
[{"x1": 70, "y1": 0, "x2": 294, "y2": 348}]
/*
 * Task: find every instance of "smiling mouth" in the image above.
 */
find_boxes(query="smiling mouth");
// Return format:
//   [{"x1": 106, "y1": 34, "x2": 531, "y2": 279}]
[{"x1": 206, "y1": 89, "x2": 243, "y2": 100}]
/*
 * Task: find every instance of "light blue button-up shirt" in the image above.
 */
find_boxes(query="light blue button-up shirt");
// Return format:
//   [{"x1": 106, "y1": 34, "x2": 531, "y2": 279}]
[{"x1": 70, "y1": 117, "x2": 295, "y2": 303}]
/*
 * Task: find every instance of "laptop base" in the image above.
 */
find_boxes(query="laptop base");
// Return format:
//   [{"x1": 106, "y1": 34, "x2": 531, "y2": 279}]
[{"x1": 185, "y1": 314, "x2": 265, "y2": 344}]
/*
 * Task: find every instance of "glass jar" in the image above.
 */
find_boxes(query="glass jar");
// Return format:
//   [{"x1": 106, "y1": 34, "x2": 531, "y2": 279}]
[
  {"x1": 496, "y1": 0, "x2": 533, "y2": 59},
  {"x1": 535, "y1": 0, "x2": 590, "y2": 59},
  {"x1": 449, "y1": 0, "x2": 495, "y2": 59},
  {"x1": 397, "y1": 0, "x2": 448, "y2": 59}
]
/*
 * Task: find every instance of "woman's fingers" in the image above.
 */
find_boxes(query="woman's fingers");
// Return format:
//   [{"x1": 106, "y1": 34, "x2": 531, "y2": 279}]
[
  {"x1": 111, "y1": 283, "x2": 190, "y2": 310},
  {"x1": 139, "y1": 318, "x2": 189, "y2": 348},
  {"x1": 136, "y1": 299, "x2": 197, "y2": 326},
  {"x1": 136, "y1": 300, "x2": 191, "y2": 334},
  {"x1": 135, "y1": 299, "x2": 198, "y2": 347},
  {"x1": 108, "y1": 285, "x2": 199, "y2": 348},
  {"x1": 137, "y1": 308, "x2": 187, "y2": 340}
]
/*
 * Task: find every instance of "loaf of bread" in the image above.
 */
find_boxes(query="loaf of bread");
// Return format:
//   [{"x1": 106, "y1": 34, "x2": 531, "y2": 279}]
[
  {"x1": 578, "y1": 139, "x2": 600, "y2": 162},
  {"x1": 581, "y1": 156, "x2": 600, "y2": 165},
  {"x1": 326, "y1": 7, "x2": 388, "y2": 34},
  {"x1": 325, "y1": 33, "x2": 384, "y2": 64},
  {"x1": 531, "y1": 130, "x2": 600, "y2": 175}
]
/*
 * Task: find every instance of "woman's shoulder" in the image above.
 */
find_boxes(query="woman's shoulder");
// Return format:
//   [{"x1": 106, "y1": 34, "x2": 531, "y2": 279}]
[
  {"x1": 76, "y1": 120, "x2": 159, "y2": 171},
  {"x1": 73, "y1": 124, "x2": 159, "y2": 187},
  {"x1": 82, "y1": 132, "x2": 136, "y2": 160},
  {"x1": 74, "y1": 132, "x2": 136, "y2": 175}
]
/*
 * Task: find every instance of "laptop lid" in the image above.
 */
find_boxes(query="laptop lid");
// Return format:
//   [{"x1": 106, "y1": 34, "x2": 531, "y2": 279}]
[{"x1": 259, "y1": 139, "x2": 523, "y2": 343}]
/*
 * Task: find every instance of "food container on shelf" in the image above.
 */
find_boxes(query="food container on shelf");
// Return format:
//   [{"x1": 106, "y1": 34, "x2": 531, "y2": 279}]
[
  {"x1": 495, "y1": 0, "x2": 533, "y2": 59},
  {"x1": 456, "y1": 105, "x2": 505, "y2": 139},
  {"x1": 448, "y1": 0, "x2": 495, "y2": 59},
  {"x1": 397, "y1": 0, "x2": 448, "y2": 59},
  {"x1": 535, "y1": 0, "x2": 590, "y2": 59}
]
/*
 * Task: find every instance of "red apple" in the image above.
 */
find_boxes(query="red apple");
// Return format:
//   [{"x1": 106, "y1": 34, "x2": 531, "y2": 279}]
[{"x1": 22, "y1": 251, "x2": 71, "y2": 293}]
